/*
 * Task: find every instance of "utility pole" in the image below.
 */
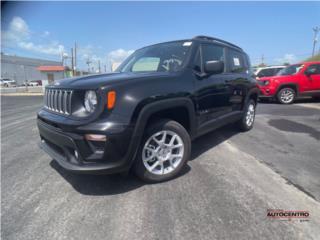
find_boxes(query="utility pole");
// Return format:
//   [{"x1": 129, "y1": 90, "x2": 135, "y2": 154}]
[
  {"x1": 74, "y1": 42, "x2": 77, "y2": 76},
  {"x1": 86, "y1": 58, "x2": 92, "y2": 74},
  {"x1": 71, "y1": 48, "x2": 74, "y2": 76},
  {"x1": 261, "y1": 54, "x2": 264, "y2": 65},
  {"x1": 104, "y1": 64, "x2": 107, "y2": 73},
  {"x1": 98, "y1": 60, "x2": 101, "y2": 73},
  {"x1": 312, "y1": 27, "x2": 320, "y2": 56},
  {"x1": 60, "y1": 52, "x2": 64, "y2": 65}
]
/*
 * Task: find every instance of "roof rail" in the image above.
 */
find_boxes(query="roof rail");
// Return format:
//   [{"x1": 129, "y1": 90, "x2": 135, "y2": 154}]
[{"x1": 193, "y1": 35, "x2": 242, "y2": 50}]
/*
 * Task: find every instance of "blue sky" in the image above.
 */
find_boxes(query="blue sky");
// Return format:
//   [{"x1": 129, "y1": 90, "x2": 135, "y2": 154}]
[{"x1": 1, "y1": 1, "x2": 320, "y2": 71}]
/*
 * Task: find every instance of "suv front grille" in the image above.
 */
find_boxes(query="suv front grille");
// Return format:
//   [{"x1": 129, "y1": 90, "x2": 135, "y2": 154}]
[{"x1": 44, "y1": 89, "x2": 73, "y2": 115}]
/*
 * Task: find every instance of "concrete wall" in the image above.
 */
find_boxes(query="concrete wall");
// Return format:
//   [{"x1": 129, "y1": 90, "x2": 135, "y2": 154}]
[{"x1": 1, "y1": 54, "x2": 62, "y2": 85}]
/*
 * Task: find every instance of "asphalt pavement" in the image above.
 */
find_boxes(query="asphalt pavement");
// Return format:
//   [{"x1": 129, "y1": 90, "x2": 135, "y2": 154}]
[{"x1": 1, "y1": 96, "x2": 320, "y2": 240}]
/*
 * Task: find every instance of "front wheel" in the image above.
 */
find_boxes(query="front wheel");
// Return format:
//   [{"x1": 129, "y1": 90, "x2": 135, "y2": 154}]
[
  {"x1": 277, "y1": 87, "x2": 295, "y2": 104},
  {"x1": 237, "y1": 99, "x2": 256, "y2": 131},
  {"x1": 134, "y1": 119, "x2": 191, "y2": 183}
]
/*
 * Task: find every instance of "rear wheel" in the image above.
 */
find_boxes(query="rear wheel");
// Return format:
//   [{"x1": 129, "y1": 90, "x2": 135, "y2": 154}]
[
  {"x1": 277, "y1": 87, "x2": 295, "y2": 104},
  {"x1": 134, "y1": 119, "x2": 191, "y2": 183}
]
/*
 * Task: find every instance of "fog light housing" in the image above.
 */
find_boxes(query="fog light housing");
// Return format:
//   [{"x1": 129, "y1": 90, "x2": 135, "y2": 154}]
[{"x1": 85, "y1": 134, "x2": 107, "y2": 142}]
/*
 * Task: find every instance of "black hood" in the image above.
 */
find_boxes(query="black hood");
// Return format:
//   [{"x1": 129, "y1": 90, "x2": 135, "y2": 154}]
[{"x1": 48, "y1": 72, "x2": 175, "y2": 90}]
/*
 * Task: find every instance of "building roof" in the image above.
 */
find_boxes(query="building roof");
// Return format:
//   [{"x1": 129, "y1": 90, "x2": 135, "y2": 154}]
[
  {"x1": 1, "y1": 53, "x2": 62, "y2": 67},
  {"x1": 37, "y1": 66, "x2": 65, "y2": 72}
]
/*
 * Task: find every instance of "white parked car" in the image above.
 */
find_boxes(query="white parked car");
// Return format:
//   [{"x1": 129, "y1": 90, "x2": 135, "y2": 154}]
[
  {"x1": 253, "y1": 66, "x2": 286, "y2": 79},
  {"x1": 21, "y1": 81, "x2": 40, "y2": 86},
  {"x1": 0, "y1": 78, "x2": 17, "y2": 87},
  {"x1": 28, "y1": 81, "x2": 39, "y2": 86}
]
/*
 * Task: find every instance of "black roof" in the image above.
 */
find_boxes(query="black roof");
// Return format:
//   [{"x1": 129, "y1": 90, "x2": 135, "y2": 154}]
[{"x1": 192, "y1": 35, "x2": 242, "y2": 51}]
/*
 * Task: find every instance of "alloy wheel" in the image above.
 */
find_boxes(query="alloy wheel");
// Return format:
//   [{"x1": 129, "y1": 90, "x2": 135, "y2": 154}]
[
  {"x1": 280, "y1": 89, "x2": 294, "y2": 103},
  {"x1": 142, "y1": 130, "x2": 184, "y2": 175},
  {"x1": 246, "y1": 103, "x2": 255, "y2": 127}
]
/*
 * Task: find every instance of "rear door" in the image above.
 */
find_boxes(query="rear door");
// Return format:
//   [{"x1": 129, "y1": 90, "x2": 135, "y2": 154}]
[{"x1": 225, "y1": 48, "x2": 251, "y2": 111}]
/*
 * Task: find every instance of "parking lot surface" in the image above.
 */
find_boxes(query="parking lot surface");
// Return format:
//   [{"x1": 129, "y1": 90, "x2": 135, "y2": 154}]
[{"x1": 1, "y1": 96, "x2": 320, "y2": 240}]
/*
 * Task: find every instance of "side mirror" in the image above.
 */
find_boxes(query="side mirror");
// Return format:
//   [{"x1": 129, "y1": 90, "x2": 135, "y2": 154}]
[
  {"x1": 305, "y1": 68, "x2": 316, "y2": 76},
  {"x1": 204, "y1": 60, "x2": 224, "y2": 74}
]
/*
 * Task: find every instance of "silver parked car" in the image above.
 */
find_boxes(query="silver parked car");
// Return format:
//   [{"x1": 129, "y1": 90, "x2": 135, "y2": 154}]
[{"x1": 0, "y1": 78, "x2": 17, "y2": 87}]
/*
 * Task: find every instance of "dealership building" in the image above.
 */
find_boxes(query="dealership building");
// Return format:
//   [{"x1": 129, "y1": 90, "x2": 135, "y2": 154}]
[{"x1": 1, "y1": 53, "x2": 65, "y2": 85}]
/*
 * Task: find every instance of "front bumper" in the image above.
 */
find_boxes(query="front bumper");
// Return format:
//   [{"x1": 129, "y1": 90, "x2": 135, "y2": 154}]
[
  {"x1": 258, "y1": 85, "x2": 277, "y2": 98},
  {"x1": 37, "y1": 118, "x2": 134, "y2": 174}
]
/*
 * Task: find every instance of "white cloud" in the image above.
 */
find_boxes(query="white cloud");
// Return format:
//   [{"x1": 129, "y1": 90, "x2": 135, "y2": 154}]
[
  {"x1": 108, "y1": 49, "x2": 134, "y2": 63},
  {"x1": 2, "y1": 16, "x2": 64, "y2": 57},
  {"x1": 274, "y1": 54, "x2": 297, "y2": 64},
  {"x1": 42, "y1": 31, "x2": 50, "y2": 37},
  {"x1": 18, "y1": 41, "x2": 64, "y2": 55},
  {"x1": 2, "y1": 16, "x2": 30, "y2": 43},
  {"x1": 1, "y1": 17, "x2": 133, "y2": 71}
]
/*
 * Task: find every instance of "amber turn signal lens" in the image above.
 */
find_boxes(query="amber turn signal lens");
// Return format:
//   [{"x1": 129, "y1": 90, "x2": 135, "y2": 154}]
[{"x1": 107, "y1": 91, "x2": 116, "y2": 109}]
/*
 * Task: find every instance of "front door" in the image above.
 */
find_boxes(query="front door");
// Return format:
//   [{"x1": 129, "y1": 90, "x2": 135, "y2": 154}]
[
  {"x1": 303, "y1": 64, "x2": 320, "y2": 91},
  {"x1": 194, "y1": 43, "x2": 233, "y2": 125}
]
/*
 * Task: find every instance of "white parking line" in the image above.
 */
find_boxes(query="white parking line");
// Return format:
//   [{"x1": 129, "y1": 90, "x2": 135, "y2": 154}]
[
  {"x1": 1, "y1": 116, "x2": 36, "y2": 129},
  {"x1": 296, "y1": 103, "x2": 320, "y2": 110}
]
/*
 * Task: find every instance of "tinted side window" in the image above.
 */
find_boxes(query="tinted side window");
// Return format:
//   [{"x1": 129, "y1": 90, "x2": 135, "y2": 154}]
[
  {"x1": 306, "y1": 64, "x2": 320, "y2": 74},
  {"x1": 258, "y1": 69, "x2": 274, "y2": 77},
  {"x1": 275, "y1": 68, "x2": 284, "y2": 74},
  {"x1": 201, "y1": 44, "x2": 224, "y2": 63},
  {"x1": 228, "y1": 49, "x2": 246, "y2": 73}
]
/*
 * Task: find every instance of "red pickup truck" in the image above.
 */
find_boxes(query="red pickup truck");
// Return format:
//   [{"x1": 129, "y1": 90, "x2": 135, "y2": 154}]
[{"x1": 257, "y1": 61, "x2": 320, "y2": 104}]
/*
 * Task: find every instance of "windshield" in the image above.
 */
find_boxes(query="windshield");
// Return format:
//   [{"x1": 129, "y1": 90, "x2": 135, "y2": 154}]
[
  {"x1": 277, "y1": 64, "x2": 303, "y2": 76},
  {"x1": 117, "y1": 41, "x2": 192, "y2": 73}
]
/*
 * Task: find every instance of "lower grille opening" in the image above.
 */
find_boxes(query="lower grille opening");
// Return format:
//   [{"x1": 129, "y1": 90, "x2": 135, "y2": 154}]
[
  {"x1": 42, "y1": 136, "x2": 65, "y2": 156},
  {"x1": 38, "y1": 116, "x2": 60, "y2": 129}
]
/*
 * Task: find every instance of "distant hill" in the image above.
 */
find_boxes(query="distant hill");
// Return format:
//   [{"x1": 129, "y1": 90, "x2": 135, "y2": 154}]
[{"x1": 305, "y1": 54, "x2": 320, "y2": 62}]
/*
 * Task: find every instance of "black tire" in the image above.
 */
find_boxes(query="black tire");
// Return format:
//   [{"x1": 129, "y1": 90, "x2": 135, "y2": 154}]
[
  {"x1": 237, "y1": 99, "x2": 256, "y2": 131},
  {"x1": 258, "y1": 98, "x2": 271, "y2": 103},
  {"x1": 312, "y1": 95, "x2": 320, "y2": 101},
  {"x1": 134, "y1": 119, "x2": 191, "y2": 183},
  {"x1": 277, "y1": 87, "x2": 296, "y2": 104}
]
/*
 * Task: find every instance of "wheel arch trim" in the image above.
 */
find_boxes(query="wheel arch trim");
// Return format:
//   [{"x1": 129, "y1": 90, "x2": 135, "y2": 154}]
[{"x1": 125, "y1": 97, "x2": 197, "y2": 169}]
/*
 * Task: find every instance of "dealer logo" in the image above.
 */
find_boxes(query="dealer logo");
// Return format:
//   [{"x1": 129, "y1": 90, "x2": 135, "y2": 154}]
[{"x1": 267, "y1": 209, "x2": 310, "y2": 222}]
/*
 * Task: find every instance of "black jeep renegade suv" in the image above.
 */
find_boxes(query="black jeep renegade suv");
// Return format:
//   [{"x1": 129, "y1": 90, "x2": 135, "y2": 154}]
[{"x1": 37, "y1": 36, "x2": 259, "y2": 182}]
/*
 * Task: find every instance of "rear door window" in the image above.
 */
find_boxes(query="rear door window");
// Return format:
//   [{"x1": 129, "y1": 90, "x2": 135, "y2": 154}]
[{"x1": 227, "y1": 49, "x2": 247, "y2": 73}]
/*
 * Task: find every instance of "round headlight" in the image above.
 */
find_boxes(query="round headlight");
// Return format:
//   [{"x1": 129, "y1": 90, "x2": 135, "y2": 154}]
[
  {"x1": 265, "y1": 80, "x2": 270, "y2": 85},
  {"x1": 84, "y1": 90, "x2": 97, "y2": 113}
]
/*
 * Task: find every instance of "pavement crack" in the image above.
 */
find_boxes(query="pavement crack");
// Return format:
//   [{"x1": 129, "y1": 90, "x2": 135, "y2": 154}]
[
  {"x1": 284, "y1": 178, "x2": 317, "y2": 201},
  {"x1": 254, "y1": 156, "x2": 318, "y2": 202}
]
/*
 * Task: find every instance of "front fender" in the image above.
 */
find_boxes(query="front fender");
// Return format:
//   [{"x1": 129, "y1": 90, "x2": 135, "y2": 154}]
[{"x1": 132, "y1": 97, "x2": 197, "y2": 139}]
